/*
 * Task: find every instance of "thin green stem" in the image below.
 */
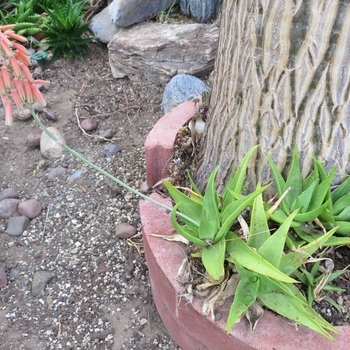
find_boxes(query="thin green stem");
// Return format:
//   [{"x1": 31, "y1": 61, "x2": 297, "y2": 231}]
[{"x1": 32, "y1": 110, "x2": 199, "y2": 227}]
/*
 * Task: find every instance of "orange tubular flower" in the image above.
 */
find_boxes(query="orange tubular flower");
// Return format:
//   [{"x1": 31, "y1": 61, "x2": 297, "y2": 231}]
[
  {"x1": 14, "y1": 50, "x2": 31, "y2": 66},
  {"x1": 19, "y1": 62, "x2": 34, "y2": 83},
  {"x1": 11, "y1": 88, "x2": 23, "y2": 110},
  {"x1": 23, "y1": 78, "x2": 33, "y2": 103},
  {"x1": 12, "y1": 42, "x2": 30, "y2": 57},
  {"x1": 1, "y1": 66, "x2": 12, "y2": 89},
  {"x1": 5, "y1": 99, "x2": 13, "y2": 126},
  {"x1": 10, "y1": 57, "x2": 21, "y2": 77},
  {"x1": 31, "y1": 83, "x2": 46, "y2": 106},
  {"x1": 0, "y1": 37, "x2": 13, "y2": 58},
  {"x1": 13, "y1": 77, "x2": 26, "y2": 101},
  {"x1": 33, "y1": 79, "x2": 50, "y2": 85},
  {"x1": 5, "y1": 30, "x2": 27, "y2": 43},
  {"x1": 0, "y1": 74, "x2": 7, "y2": 95},
  {"x1": 0, "y1": 24, "x2": 15, "y2": 31}
]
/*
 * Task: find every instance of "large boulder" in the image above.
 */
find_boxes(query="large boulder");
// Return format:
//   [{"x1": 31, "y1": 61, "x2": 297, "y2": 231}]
[
  {"x1": 108, "y1": 22, "x2": 219, "y2": 83},
  {"x1": 180, "y1": 0, "x2": 222, "y2": 23},
  {"x1": 110, "y1": 0, "x2": 171, "y2": 27}
]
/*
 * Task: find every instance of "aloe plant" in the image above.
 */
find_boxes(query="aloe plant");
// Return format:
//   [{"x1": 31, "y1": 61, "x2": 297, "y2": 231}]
[{"x1": 40, "y1": 0, "x2": 94, "y2": 62}]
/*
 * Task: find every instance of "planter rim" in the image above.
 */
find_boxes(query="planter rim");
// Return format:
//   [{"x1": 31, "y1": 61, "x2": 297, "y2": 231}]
[{"x1": 142, "y1": 98, "x2": 350, "y2": 350}]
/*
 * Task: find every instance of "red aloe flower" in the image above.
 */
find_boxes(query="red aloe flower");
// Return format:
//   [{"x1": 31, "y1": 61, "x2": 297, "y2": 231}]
[
  {"x1": 5, "y1": 99, "x2": 12, "y2": 126},
  {"x1": 10, "y1": 57, "x2": 21, "y2": 77},
  {"x1": 11, "y1": 88, "x2": 23, "y2": 110},
  {"x1": 13, "y1": 78, "x2": 26, "y2": 101},
  {"x1": 4, "y1": 30, "x2": 27, "y2": 43},
  {"x1": 23, "y1": 78, "x2": 33, "y2": 103},
  {"x1": 31, "y1": 83, "x2": 46, "y2": 106},
  {"x1": 0, "y1": 74, "x2": 7, "y2": 96},
  {"x1": 18, "y1": 62, "x2": 34, "y2": 83},
  {"x1": 14, "y1": 50, "x2": 31, "y2": 66},
  {"x1": 1, "y1": 66, "x2": 12, "y2": 89}
]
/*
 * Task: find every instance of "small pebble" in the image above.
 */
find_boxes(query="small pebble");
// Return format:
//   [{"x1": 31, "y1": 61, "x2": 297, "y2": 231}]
[
  {"x1": 43, "y1": 108, "x2": 57, "y2": 122},
  {"x1": 31, "y1": 271, "x2": 54, "y2": 296},
  {"x1": 6, "y1": 216, "x2": 30, "y2": 236},
  {"x1": 99, "y1": 129, "x2": 115, "y2": 139},
  {"x1": 81, "y1": 118, "x2": 99, "y2": 131},
  {"x1": 9, "y1": 266, "x2": 20, "y2": 280},
  {"x1": 104, "y1": 143, "x2": 121, "y2": 157},
  {"x1": 68, "y1": 170, "x2": 83, "y2": 183},
  {"x1": 115, "y1": 223, "x2": 137, "y2": 239},
  {"x1": 0, "y1": 198, "x2": 21, "y2": 219},
  {"x1": 26, "y1": 128, "x2": 43, "y2": 149},
  {"x1": 18, "y1": 199, "x2": 42, "y2": 218},
  {"x1": 48, "y1": 166, "x2": 67, "y2": 180},
  {"x1": 139, "y1": 318, "x2": 148, "y2": 326},
  {"x1": 0, "y1": 188, "x2": 19, "y2": 201}
]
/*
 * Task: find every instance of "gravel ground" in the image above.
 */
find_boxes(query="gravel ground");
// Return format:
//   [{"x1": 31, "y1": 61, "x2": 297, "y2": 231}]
[{"x1": 0, "y1": 43, "x2": 181, "y2": 350}]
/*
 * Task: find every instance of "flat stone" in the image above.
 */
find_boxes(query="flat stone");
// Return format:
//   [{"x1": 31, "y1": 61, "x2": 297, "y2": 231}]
[
  {"x1": 32, "y1": 271, "x2": 54, "y2": 296},
  {"x1": 0, "y1": 198, "x2": 20, "y2": 219},
  {"x1": 13, "y1": 108, "x2": 31, "y2": 121},
  {"x1": 115, "y1": 222, "x2": 137, "y2": 239},
  {"x1": 0, "y1": 188, "x2": 19, "y2": 201},
  {"x1": 6, "y1": 216, "x2": 30, "y2": 236},
  {"x1": 162, "y1": 74, "x2": 211, "y2": 113},
  {"x1": 40, "y1": 127, "x2": 65, "y2": 158},
  {"x1": 18, "y1": 199, "x2": 42, "y2": 218},
  {"x1": 110, "y1": 0, "x2": 169, "y2": 27},
  {"x1": 108, "y1": 22, "x2": 219, "y2": 83}
]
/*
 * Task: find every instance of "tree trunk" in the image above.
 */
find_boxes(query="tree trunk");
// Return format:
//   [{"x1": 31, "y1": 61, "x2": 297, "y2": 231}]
[{"x1": 196, "y1": 0, "x2": 350, "y2": 193}]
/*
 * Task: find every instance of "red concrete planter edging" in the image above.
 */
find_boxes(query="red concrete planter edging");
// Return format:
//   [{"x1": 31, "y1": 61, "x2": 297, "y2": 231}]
[{"x1": 140, "y1": 100, "x2": 350, "y2": 349}]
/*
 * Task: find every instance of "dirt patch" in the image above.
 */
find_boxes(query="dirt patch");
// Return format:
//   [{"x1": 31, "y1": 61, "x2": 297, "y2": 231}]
[{"x1": 0, "y1": 42, "x2": 180, "y2": 349}]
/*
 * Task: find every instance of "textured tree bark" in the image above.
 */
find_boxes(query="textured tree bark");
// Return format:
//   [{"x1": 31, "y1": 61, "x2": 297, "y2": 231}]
[{"x1": 196, "y1": 0, "x2": 350, "y2": 193}]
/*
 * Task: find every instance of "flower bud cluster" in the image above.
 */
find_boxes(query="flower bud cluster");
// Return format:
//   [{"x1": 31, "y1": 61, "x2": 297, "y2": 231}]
[{"x1": 0, "y1": 24, "x2": 50, "y2": 125}]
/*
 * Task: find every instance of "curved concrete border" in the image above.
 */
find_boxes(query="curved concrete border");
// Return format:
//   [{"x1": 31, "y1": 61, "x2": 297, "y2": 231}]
[{"x1": 141, "y1": 100, "x2": 350, "y2": 349}]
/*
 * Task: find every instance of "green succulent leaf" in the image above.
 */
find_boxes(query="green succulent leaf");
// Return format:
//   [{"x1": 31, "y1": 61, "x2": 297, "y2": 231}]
[
  {"x1": 248, "y1": 183, "x2": 270, "y2": 250},
  {"x1": 199, "y1": 166, "x2": 220, "y2": 240},
  {"x1": 331, "y1": 175, "x2": 350, "y2": 203},
  {"x1": 285, "y1": 146, "x2": 303, "y2": 208},
  {"x1": 226, "y1": 232, "x2": 297, "y2": 283},
  {"x1": 257, "y1": 209, "x2": 298, "y2": 268},
  {"x1": 201, "y1": 237, "x2": 226, "y2": 281},
  {"x1": 226, "y1": 264, "x2": 260, "y2": 332}
]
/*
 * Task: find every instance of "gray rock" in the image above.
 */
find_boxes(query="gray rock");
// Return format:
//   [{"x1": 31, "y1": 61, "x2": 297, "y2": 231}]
[
  {"x1": 26, "y1": 128, "x2": 43, "y2": 149},
  {"x1": 48, "y1": 166, "x2": 67, "y2": 180},
  {"x1": 108, "y1": 22, "x2": 219, "y2": 83},
  {"x1": 99, "y1": 129, "x2": 115, "y2": 139},
  {"x1": 162, "y1": 74, "x2": 211, "y2": 113},
  {"x1": 90, "y1": 4, "x2": 121, "y2": 44},
  {"x1": 110, "y1": 0, "x2": 170, "y2": 27},
  {"x1": 0, "y1": 263, "x2": 6, "y2": 289},
  {"x1": 18, "y1": 199, "x2": 42, "y2": 219},
  {"x1": 0, "y1": 188, "x2": 19, "y2": 201},
  {"x1": 6, "y1": 216, "x2": 30, "y2": 236},
  {"x1": 115, "y1": 222, "x2": 137, "y2": 239},
  {"x1": 32, "y1": 271, "x2": 54, "y2": 296},
  {"x1": 67, "y1": 170, "x2": 84, "y2": 183},
  {"x1": 180, "y1": 0, "x2": 222, "y2": 23},
  {"x1": 43, "y1": 108, "x2": 57, "y2": 122},
  {"x1": 9, "y1": 266, "x2": 20, "y2": 280},
  {"x1": 104, "y1": 143, "x2": 121, "y2": 157},
  {"x1": 40, "y1": 127, "x2": 65, "y2": 158},
  {"x1": 81, "y1": 118, "x2": 99, "y2": 131},
  {"x1": 0, "y1": 198, "x2": 20, "y2": 219}
]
